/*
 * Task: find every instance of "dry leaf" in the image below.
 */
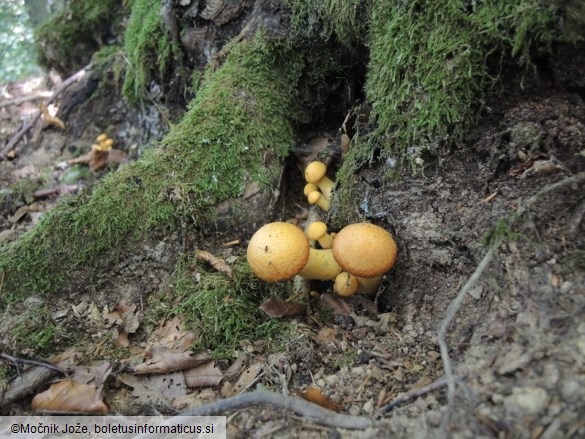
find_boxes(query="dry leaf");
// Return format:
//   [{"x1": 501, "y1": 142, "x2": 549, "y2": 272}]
[
  {"x1": 40, "y1": 103, "x2": 65, "y2": 130},
  {"x1": 148, "y1": 317, "x2": 197, "y2": 351},
  {"x1": 196, "y1": 250, "x2": 233, "y2": 277},
  {"x1": 259, "y1": 297, "x2": 306, "y2": 318},
  {"x1": 221, "y1": 362, "x2": 263, "y2": 397},
  {"x1": 32, "y1": 380, "x2": 108, "y2": 413},
  {"x1": 293, "y1": 386, "x2": 339, "y2": 412},
  {"x1": 114, "y1": 331, "x2": 130, "y2": 348},
  {"x1": 314, "y1": 327, "x2": 339, "y2": 346},
  {"x1": 319, "y1": 293, "x2": 352, "y2": 315},
  {"x1": 183, "y1": 361, "x2": 224, "y2": 388},
  {"x1": 70, "y1": 361, "x2": 112, "y2": 388},
  {"x1": 132, "y1": 347, "x2": 211, "y2": 374},
  {"x1": 224, "y1": 353, "x2": 246, "y2": 379},
  {"x1": 118, "y1": 372, "x2": 186, "y2": 407}
]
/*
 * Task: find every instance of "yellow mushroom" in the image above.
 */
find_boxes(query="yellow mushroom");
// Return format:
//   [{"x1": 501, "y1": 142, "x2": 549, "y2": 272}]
[
  {"x1": 332, "y1": 223, "x2": 398, "y2": 295},
  {"x1": 247, "y1": 222, "x2": 341, "y2": 282},
  {"x1": 306, "y1": 221, "x2": 334, "y2": 249},
  {"x1": 334, "y1": 272, "x2": 359, "y2": 297},
  {"x1": 304, "y1": 161, "x2": 335, "y2": 200},
  {"x1": 307, "y1": 191, "x2": 330, "y2": 211}
]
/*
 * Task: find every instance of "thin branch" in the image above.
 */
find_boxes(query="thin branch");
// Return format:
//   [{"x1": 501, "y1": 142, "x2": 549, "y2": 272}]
[
  {"x1": 0, "y1": 92, "x2": 52, "y2": 108},
  {"x1": 0, "y1": 65, "x2": 90, "y2": 160},
  {"x1": 380, "y1": 376, "x2": 447, "y2": 413},
  {"x1": 180, "y1": 391, "x2": 377, "y2": 430},
  {"x1": 0, "y1": 352, "x2": 65, "y2": 375},
  {"x1": 437, "y1": 172, "x2": 585, "y2": 435}
]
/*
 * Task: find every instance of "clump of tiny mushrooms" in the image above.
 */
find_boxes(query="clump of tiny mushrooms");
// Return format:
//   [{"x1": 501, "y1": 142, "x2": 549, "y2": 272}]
[{"x1": 247, "y1": 159, "x2": 397, "y2": 297}]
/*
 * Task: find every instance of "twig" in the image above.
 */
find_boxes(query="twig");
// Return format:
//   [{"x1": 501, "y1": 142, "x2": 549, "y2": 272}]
[
  {"x1": 0, "y1": 65, "x2": 90, "y2": 160},
  {"x1": 0, "y1": 352, "x2": 65, "y2": 375},
  {"x1": 436, "y1": 172, "x2": 585, "y2": 435},
  {"x1": 180, "y1": 391, "x2": 377, "y2": 430},
  {"x1": 0, "y1": 365, "x2": 58, "y2": 406},
  {"x1": 380, "y1": 376, "x2": 448, "y2": 413},
  {"x1": 0, "y1": 92, "x2": 52, "y2": 108}
]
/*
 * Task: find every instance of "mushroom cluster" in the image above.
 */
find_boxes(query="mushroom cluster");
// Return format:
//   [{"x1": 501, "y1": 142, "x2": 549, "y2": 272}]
[
  {"x1": 304, "y1": 161, "x2": 335, "y2": 211},
  {"x1": 247, "y1": 221, "x2": 397, "y2": 297},
  {"x1": 94, "y1": 133, "x2": 114, "y2": 152}
]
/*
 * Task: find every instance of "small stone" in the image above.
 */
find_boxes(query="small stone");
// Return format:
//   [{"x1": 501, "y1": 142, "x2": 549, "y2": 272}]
[
  {"x1": 325, "y1": 375, "x2": 339, "y2": 385},
  {"x1": 349, "y1": 404, "x2": 361, "y2": 416},
  {"x1": 468, "y1": 284, "x2": 483, "y2": 300},
  {"x1": 316, "y1": 379, "x2": 326, "y2": 387},
  {"x1": 362, "y1": 398, "x2": 375, "y2": 415},
  {"x1": 560, "y1": 281, "x2": 573, "y2": 294},
  {"x1": 504, "y1": 387, "x2": 549, "y2": 416},
  {"x1": 351, "y1": 367, "x2": 365, "y2": 376}
]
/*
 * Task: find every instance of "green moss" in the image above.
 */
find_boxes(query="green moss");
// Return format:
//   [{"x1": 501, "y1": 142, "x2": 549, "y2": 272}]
[
  {"x1": 284, "y1": 0, "x2": 370, "y2": 45},
  {"x1": 34, "y1": 0, "x2": 125, "y2": 75},
  {"x1": 122, "y1": 0, "x2": 181, "y2": 104},
  {"x1": 4, "y1": 304, "x2": 61, "y2": 356},
  {"x1": 0, "y1": 33, "x2": 311, "y2": 307},
  {"x1": 332, "y1": 0, "x2": 585, "y2": 219},
  {"x1": 173, "y1": 259, "x2": 296, "y2": 360},
  {"x1": 360, "y1": 0, "x2": 584, "y2": 162}
]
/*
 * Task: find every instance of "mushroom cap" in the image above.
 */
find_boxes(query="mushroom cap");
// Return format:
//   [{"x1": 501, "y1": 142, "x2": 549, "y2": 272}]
[
  {"x1": 303, "y1": 183, "x2": 319, "y2": 197},
  {"x1": 332, "y1": 223, "x2": 397, "y2": 278},
  {"x1": 307, "y1": 191, "x2": 322, "y2": 205},
  {"x1": 305, "y1": 161, "x2": 327, "y2": 183},
  {"x1": 334, "y1": 272, "x2": 359, "y2": 297},
  {"x1": 306, "y1": 221, "x2": 328, "y2": 241},
  {"x1": 247, "y1": 222, "x2": 310, "y2": 282},
  {"x1": 96, "y1": 133, "x2": 108, "y2": 143}
]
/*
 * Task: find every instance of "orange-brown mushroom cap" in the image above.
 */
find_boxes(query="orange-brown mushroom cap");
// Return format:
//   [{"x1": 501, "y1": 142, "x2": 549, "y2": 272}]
[
  {"x1": 247, "y1": 222, "x2": 310, "y2": 282},
  {"x1": 332, "y1": 223, "x2": 397, "y2": 278}
]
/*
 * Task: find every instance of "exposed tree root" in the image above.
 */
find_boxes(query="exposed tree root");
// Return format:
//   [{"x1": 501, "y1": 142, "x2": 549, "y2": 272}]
[{"x1": 181, "y1": 391, "x2": 378, "y2": 430}]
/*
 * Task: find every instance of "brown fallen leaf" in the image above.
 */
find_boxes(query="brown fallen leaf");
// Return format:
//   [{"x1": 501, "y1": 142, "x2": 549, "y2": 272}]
[
  {"x1": 221, "y1": 362, "x2": 263, "y2": 397},
  {"x1": 132, "y1": 347, "x2": 211, "y2": 374},
  {"x1": 148, "y1": 317, "x2": 197, "y2": 351},
  {"x1": 118, "y1": 372, "x2": 186, "y2": 408},
  {"x1": 195, "y1": 250, "x2": 233, "y2": 278},
  {"x1": 67, "y1": 148, "x2": 127, "y2": 172},
  {"x1": 259, "y1": 297, "x2": 306, "y2": 318},
  {"x1": 40, "y1": 103, "x2": 65, "y2": 130},
  {"x1": 183, "y1": 361, "x2": 224, "y2": 388},
  {"x1": 69, "y1": 361, "x2": 112, "y2": 389},
  {"x1": 32, "y1": 380, "x2": 108, "y2": 413},
  {"x1": 293, "y1": 386, "x2": 339, "y2": 412},
  {"x1": 114, "y1": 330, "x2": 130, "y2": 348},
  {"x1": 319, "y1": 293, "x2": 352, "y2": 315}
]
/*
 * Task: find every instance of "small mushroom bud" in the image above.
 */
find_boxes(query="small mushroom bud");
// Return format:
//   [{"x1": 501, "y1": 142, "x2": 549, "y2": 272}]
[
  {"x1": 334, "y1": 272, "x2": 359, "y2": 297},
  {"x1": 305, "y1": 161, "x2": 335, "y2": 200},
  {"x1": 306, "y1": 221, "x2": 334, "y2": 249},
  {"x1": 303, "y1": 183, "x2": 319, "y2": 197},
  {"x1": 308, "y1": 191, "x2": 330, "y2": 211}
]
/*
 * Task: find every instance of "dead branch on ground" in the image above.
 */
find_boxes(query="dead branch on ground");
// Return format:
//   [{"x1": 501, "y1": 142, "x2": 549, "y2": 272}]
[
  {"x1": 0, "y1": 65, "x2": 91, "y2": 160},
  {"x1": 180, "y1": 391, "x2": 378, "y2": 430}
]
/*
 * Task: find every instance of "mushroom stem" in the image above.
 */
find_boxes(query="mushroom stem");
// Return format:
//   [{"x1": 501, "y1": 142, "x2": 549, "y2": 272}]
[
  {"x1": 308, "y1": 191, "x2": 330, "y2": 211},
  {"x1": 355, "y1": 276, "x2": 383, "y2": 295},
  {"x1": 298, "y1": 248, "x2": 342, "y2": 280}
]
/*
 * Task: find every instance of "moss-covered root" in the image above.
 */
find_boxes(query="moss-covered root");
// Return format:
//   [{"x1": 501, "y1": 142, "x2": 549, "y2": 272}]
[{"x1": 0, "y1": 34, "x2": 307, "y2": 305}]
